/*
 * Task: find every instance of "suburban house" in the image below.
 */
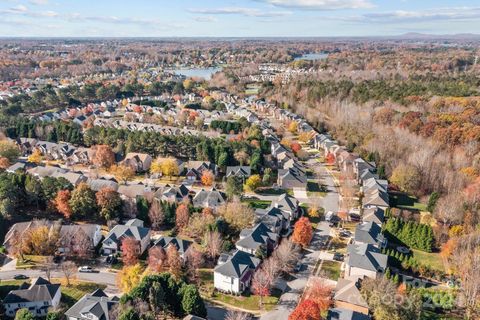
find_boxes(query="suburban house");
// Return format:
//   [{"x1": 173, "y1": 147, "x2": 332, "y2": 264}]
[
  {"x1": 270, "y1": 193, "x2": 301, "y2": 221},
  {"x1": 236, "y1": 223, "x2": 278, "y2": 255},
  {"x1": 362, "y1": 207, "x2": 385, "y2": 225},
  {"x1": 117, "y1": 184, "x2": 152, "y2": 203},
  {"x1": 184, "y1": 161, "x2": 217, "y2": 181},
  {"x1": 214, "y1": 250, "x2": 260, "y2": 294},
  {"x1": 225, "y1": 166, "x2": 251, "y2": 180},
  {"x1": 87, "y1": 178, "x2": 119, "y2": 192},
  {"x1": 344, "y1": 243, "x2": 388, "y2": 281},
  {"x1": 64, "y1": 289, "x2": 119, "y2": 320},
  {"x1": 122, "y1": 153, "x2": 153, "y2": 172},
  {"x1": 154, "y1": 184, "x2": 190, "y2": 203},
  {"x1": 354, "y1": 221, "x2": 386, "y2": 248},
  {"x1": 192, "y1": 188, "x2": 226, "y2": 208},
  {"x1": 277, "y1": 168, "x2": 307, "y2": 191},
  {"x1": 152, "y1": 236, "x2": 193, "y2": 258},
  {"x1": 27, "y1": 166, "x2": 87, "y2": 186},
  {"x1": 102, "y1": 219, "x2": 151, "y2": 255},
  {"x1": 362, "y1": 189, "x2": 390, "y2": 209},
  {"x1": 333, "y1": 279, "x2": 370, "y2": 315},
  {"x1": 327, "y1": 308, "x2": 371, "y2": 320},
  {"x1": 3, "y1": 220, "x2": 102, "y2": 254},
  {"x1": 3, "y1": 277, "x2": 61, "y2": 317}
]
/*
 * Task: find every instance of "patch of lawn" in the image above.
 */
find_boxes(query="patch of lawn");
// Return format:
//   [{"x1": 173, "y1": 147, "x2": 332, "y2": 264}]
[
  {"x1": 412, "y1": 249, "x2": 445, "y2": 272},
  {"x1": 242, "y1": 199, "x2": 272, "y2": 209},
  {"x1": 211, "y1": 289, "x2": 281, "y2": 312},
  {"x1": 16, "y1": 255, "x2": 48, "y2": 269},
  {"x1": 0, "y1": 280, "x2": 29, "y2": 300},
  {"x1": 319, "y1": 260, "x2": 341, "y2": 280},
  {"x1": 390, "y1": 192, "x2": 427, "y2": 211},
  {"x1": 255, "y1": 188, "x2": 286, "y2": 196},
  {"x1": 55, "y1": 279, "x2": 107, "y2": 307}
]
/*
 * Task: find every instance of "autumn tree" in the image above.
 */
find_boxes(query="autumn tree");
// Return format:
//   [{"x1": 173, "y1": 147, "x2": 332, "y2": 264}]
[
  {"x1": 251, "y1": 265, "x2": 273, "y2": 309},
  {"x1": 288, "y1": 299, "x2": 320, "y2": 320},
  {"x1": 110, "y1": 164, "x2": 135, "y2": 185},
  {"x1": 288, "y1": 121, "x2": 298, "y2": 133},
  {"x1": 69, "y1": 183, "x2": 98, "y2": 219},
  {"x1": 23, "y1": 225, "x2": 60, "y2": 256},
  {"x1": 292, "y1": 217, "x2": 313, "y2": 247},
  {"x1": 151, "y1": 158, "x2": 179, "y2": 178},
  {"x1": 55, "y1": 189, "x2": 73, "y2": 219},
  {"x1": 175, "y1": 203, "x2": 190, "y2": 231},
  {"x1": 93, "y1": 145, "x2": 115, "y2": 168},
  {"x1": 234, "y1": 150, "x2": 249, "y2": 166},
  {"x1": 0, "y1": 157, "x2": 10, "y2": 169},
  {"x1": 96, "y1": 187, "x2": 122, "y2": 221},
  {"x1": 14, "y1": 309, "x2": 35, "y2": 320},
  {"x1": 201, "y1": 170, "x2": 214, "y2": 186},
  {"x1": 166, "y1": 245, "x2": 182, "y2": 279},
  {"x1": 244, "y1": 174, "x2": 262, "y2": 192},
  {"x1": 0, "y1": 140, "x2": 20, "y2": 162},
  {"x1": 147, "y1": 246, "x2": 167, "y2": 272},
  {"x1": 117, "y1": 263, "x2": 144, "y2": 293},
  {"x1": 273, "y1": 239, "x2": 301, "y2": 274},
  {"x1": 217, "y1": 198, "x2": 254, "y2": 232},
  {"x1": 27, "y1": 149, "x2": 43, "y2": 164},
  {"x1": 121, "y1": 237, "x2": 140, "y2": 266},
  {"x1": 184, "y1": 246, "x2": 204, "y2": 282},
  {"x1": 325, "y1": 152, "x2": 335, "y2": 165},
  {"x1": 226, "y1": 310, "x2": 251, "y2": 320},
  {"x1": 290, "y1": 142, "x2": 302, "y2": 154},
  {"x1": 304, "y1": 278, "x2": 333, "y2": 313},
  {"x1": 390, "y1": 164, "x2": 421, "y2": 194}
]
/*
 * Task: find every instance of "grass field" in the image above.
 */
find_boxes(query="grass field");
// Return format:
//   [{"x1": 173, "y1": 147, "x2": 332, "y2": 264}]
[
  {"x1": 412, "y1": 249, "x2": 445, "y2": 272},
  {"x1": 390, "y1": 192, "x2": 427, "y2": 211},
  {"x1": 319, "y1": 260, "x2": 341, "y2": 280},
  {"x1": 16, "y1": 255, "x2": 48, "y2": 269},
  {"x1": 242, "y1": 198, "x2": 272, "y2": 209}
]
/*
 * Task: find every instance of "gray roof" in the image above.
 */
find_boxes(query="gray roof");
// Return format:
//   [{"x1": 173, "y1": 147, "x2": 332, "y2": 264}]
[
  {"x1": 214, "y1": 250, "x2": 260, "y2": 278},
  {"x1": 362, "y1": 207, "x2": 384, "y2": 225},
  {"x1": 327, "y1": 308, "x2": 371, "y2": 320},
  {"x1": 87, "y1": 178, "x2": 119, "y2": 192},
  {"x1": 226, "y1": 166, "x2": 251, "y2": 177},
  {"x1": 354, "y1": 221, "x2": 384, "y2": 246},
  {"x1": 237, "y1": 223, "x2": 277, "y2": 251},
  {"x1": 154, "y1": 236, "x2": 192, "y2": 255},
  {"x1": 103, "y1": 222, "x2": 150, "y2": 246},
  {"x1": 334, "y1": 279, "x2": 369, "y2": 308},
  {"x1": 192, "y1": 188, "x2": 226, "y2": 208},
  {"x1": 65, "y1": 289, "x2": 119, "y2": 320},
  {"x1": 363, "y1": 190, "x2": 390, "y2": 208},
  {"x1": 4, "y1": 277, "x2": 60, "y2": 304},
  {"x1": 347, "y1": 243, "x2": 388, "y2": 272}
]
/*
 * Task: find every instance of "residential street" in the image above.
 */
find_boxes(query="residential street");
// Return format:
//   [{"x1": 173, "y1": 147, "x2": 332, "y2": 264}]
[{"x1": 260, "y1": 159, "x2": 338, "y2": 320}]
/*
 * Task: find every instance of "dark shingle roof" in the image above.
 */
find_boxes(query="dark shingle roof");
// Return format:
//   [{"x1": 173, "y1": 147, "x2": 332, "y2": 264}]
[
  {"x1": 4, "y1": 277, "x2": 60, "y2": 304},
  {"x1": 64, "y1": 289, "x2": 119, "y2": 320},
  {"x1": 214, "y1": 250, "x2": 260, "y2": 278}
]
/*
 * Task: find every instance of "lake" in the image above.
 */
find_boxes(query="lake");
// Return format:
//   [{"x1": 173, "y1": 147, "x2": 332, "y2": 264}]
[
  {"x1": 294, "y1": 53, "x2": 329, "y2": 61},
  {"x1": 171, "y1": 67, "x2": 222, "y2": 80}
]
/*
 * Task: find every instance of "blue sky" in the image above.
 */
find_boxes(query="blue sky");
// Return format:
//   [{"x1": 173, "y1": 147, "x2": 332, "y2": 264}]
[{"x1": 1, "y1": 0, "x2": 480, "y2": 37}]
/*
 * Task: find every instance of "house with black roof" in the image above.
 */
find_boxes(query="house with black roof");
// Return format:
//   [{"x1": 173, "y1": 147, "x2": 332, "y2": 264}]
[
  {"x1": 213, "y1": 250, "x2": 260, "y2": 294},
  {"x1": 102, "y1": 219, "x2": 151, "y2": 255},
  {"x1": 236, "y1": 223, "x2": 278, "y2": 255},
  {"x1": 345, "y1": 243, "x2": 388, "y2": 281},
  {"x1": 152, "y1": 236, "x2": 193, "y2": 258},
  {"x1": 354, "y1": 221, "x2": 386, "y2": 248}
]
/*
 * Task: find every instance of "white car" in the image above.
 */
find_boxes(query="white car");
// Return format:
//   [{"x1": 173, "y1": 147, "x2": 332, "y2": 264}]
[{"x1": 78, "y1": 266, "x2": 94, "y2": 273}]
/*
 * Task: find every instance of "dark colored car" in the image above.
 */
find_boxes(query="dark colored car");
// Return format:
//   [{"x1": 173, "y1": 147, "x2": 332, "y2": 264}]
[
  {"x1": 333, "y1": 252, "x2": 344, "y2": 261},
  {"x1": 13, "y1": 274, "x2": 29, "y2": 280}
]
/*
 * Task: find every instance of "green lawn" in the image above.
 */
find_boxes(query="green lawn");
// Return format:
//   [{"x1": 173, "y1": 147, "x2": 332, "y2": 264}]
[
  {"x1": 412, "y1": 249, "x2": 445, "y2": 272},
  {"x1": 60, "y1": 279, "x2": 107, "y2": 307},
  {"x1": 255, "y1": 188, "x2": 287, "y2": 195},
  {"x1": 390, "y1": 192, "x2": 427, "y2": 211},
  {"x1": 242, "y1": 199, "x2": 272, "y2": 209},
  {"x1": 319, "y1": 260, "x2": 341, "y2": 280},
  {"x1": 0, "y1": 280, "x2": 28, "y2": 300}
]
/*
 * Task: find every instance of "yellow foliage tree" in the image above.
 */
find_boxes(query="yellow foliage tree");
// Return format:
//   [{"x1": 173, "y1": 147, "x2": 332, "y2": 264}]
[
  {"x1": 244, "y1": 174, "x2": 262, "y2": 192},
  {"x1": 110, "y1": 164, "x2": 135, "y2": 185},
  {"x1": 183, "y1": 79, "x2": 194, "y2": 91},
  {"x1": 117, "y1": 263, "x2": 144, "y2": 293},
  {"x1": 27, "y1": 149, "x2": 43, "y2": 164},
  {"x1": 288, "y1": 121, "x2": 298, "y2": 133}
]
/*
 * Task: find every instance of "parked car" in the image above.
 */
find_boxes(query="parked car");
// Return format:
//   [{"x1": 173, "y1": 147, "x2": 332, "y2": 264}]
[
  {"x1": 78, "y1": 266, "x2": 94, "y2": 273},
  {"x1": 333, "y1": 252, "x2": 344, "y2": 261},
  {"x1": 106, "y1": 254, "x2": 118, "y2": 265},
  {"x1": 13, "y1": 274, "x2": 29, "y2": 280},
  {"x1": 293, "y1": 263, "x2": 302, "y2": 273},
  {"x1": 325, "y1": 211, "x2": 335, "y2": 222}
]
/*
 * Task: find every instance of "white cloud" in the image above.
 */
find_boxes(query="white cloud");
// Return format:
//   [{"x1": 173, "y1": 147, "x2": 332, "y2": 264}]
[
  {"x1": 358, "y1": 7, "x2": 480, "y2": 23},
  {"x1": 259, "y1": 0, "x2": 374, "y2": 10},
  {"x1": 188, "y1": 7, "x2": 291, "y2": 17},
  {"x1": 29, "y1": 0, "x2": 49, "y2": 5}
]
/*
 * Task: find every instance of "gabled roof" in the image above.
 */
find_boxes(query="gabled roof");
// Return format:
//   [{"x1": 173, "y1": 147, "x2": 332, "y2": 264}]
[
  {"x1": 4, "y1": 277, "x2": 60, "y2": 304},
  {"x1": 64, "y1": 289, "x2": 119, "y2": 320},
  {"x1": 354, "y1": 221, "x2": 384, "y2": 246},
  {"x1": 154, "y1": 236, "x2": 192, "y2": 255},
  {"x1": 327, "y1": 308, "x2": 371, "y2": 320},
  {"x1": 362, "y1": 207, "x2": 384, "y2": 225},
  {"x1": 347, "y1": 243, "x2": 388, "y2": 272},
  {"x1": 214, "y1": 250, "x2": 260, "y2": 278},
  {"x1": 192, "y1": 188, "x2": 226, "y2": 207},
  {"x1": 103, "y1": 221, "x2": 150, "y2": 246},
  {"x1": 334, "y1": 279, "x2": 369, "y2": 308},
  {"x1": 237, "y1": 223, "x2": 277, "y2": 251},
  {"x1": 226, "y1": 166, "x2": 251, "y2": 177},
  {"x1": 363, "y1": 189, "x2": 390, "y2": 208}
]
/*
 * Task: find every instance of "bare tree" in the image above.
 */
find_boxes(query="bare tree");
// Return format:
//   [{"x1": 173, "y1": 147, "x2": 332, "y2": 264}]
[
  {"x1": 42, "y1": 256, "x2": 56, "y2": 282},
  {"x1": 226, "y1": 310, "x2": 251, "y2": 320},
  {"x1": 60, "y1": 261, "x2": 77, "y2": 286},
  {"x1": 272, "y1": 239, "x2": 301, "y2": 274},
  {"x1": 148, "y1": 199, "x2": 164, "y2": 230},
  {"x1": 204, "y1": 230, "x2": 223, "y2": 260}
]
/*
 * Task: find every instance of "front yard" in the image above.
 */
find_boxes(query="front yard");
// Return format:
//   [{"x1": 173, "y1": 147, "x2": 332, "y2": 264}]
[
  {"x1": 411, "y1": 249, "x2": 445, "y2": 273},
  {"x1": 198, "y1": 269, "x2": 281, "y2": 312},
  {"x1": 319, "y1": 260, "x2": 341, "y2": 280}
]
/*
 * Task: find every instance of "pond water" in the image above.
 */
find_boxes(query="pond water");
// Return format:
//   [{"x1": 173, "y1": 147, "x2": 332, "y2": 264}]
[
  {"x1": 294, "y1": 53, "x2": 329, "y2": 61},
  {"x1": 171, "y1": 67, "x2": 222, "y2": 80}
]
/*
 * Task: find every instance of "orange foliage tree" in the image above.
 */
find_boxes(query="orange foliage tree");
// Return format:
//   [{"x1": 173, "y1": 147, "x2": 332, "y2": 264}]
[
  {"x1": 292, "y1": 217, "x2": 313, "y2": 248},
  {"x1": 93, "y1": 145, "x2": 115, "y2": 168},
  {"x1": 55, "y1": 189, "x2": 72, "y2": 219},
  {"x1": 175, "y1": 203, "x2": 190, "y2": 231},
  {"x1": 325, "y1": 152, "x2": 335, "y2": 165},
  {"x1": 121, "y1": 237, "x2": 140, "y2": 266},
  {"x1": 288, "y1": 299, "x2": 320, "y2": 320},
  {"x1": 304, "y1": 278, "x2": 333, "y2": 313},
  {"x1": 201, "y1": 170, "x2": 214, "y2": 186}
]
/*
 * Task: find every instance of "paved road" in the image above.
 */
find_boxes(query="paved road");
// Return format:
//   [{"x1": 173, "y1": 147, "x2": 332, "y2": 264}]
[{"x1": 261, "y1": 159, "x2": 338, "y2": 320}]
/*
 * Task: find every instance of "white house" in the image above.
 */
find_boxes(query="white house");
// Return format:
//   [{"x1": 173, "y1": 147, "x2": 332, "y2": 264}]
[
  {"x1": 214, "y1": 250, "x2": 260, "y2": 294},
  {"x1": 4, "y1": 277, "x2": 61, "y2": 317}
]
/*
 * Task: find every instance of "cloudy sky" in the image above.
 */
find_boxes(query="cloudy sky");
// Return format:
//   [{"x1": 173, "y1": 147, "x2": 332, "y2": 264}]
[{"x1": 1, "y1": 0, "x2": 480, "y2": 37}]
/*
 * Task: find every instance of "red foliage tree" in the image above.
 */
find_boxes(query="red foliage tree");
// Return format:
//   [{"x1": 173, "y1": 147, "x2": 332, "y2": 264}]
[
  {"x1": 121, "y1": 237, "x2": 140, "y2": 266},
  {"x1": 289, "y1": 299, "x2": 321, "y2": 320},
  {"x1": 290, "y1": 142, "x2": 302, "y2": 154},
  {"x1": 292, "y1": 217, "x2": 313, "y2": 248},
  {"x1": 325, "y1": 152, "x2": 335, "y2": 165},
  {"x1": 147, "y1": 246, "x2": 167, "y2": 272},
  {"x1": 92, "y1": 145, "x2": 115, "y2": 168},
  {"x1": 55, "y1": 189, "x2": 72, "y2": 219},
  {"x1": 304, "y1": 278, "x2": 333, "y2": 313}
]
